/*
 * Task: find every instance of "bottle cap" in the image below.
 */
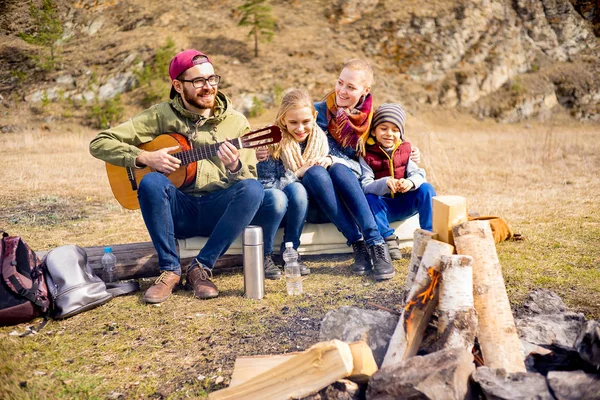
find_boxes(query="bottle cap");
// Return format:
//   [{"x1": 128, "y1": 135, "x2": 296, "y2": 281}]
[
  {"x1": 285, "y1": 242, "x2": 293, "y2": 248},
  {"x1": 103, "y1": 246, "x2": 112, "y2": 253}
]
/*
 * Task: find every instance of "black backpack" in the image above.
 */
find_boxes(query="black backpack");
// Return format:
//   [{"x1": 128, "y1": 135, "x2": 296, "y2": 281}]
[{"x1": 0, "y1": 231, "x2": 50, "y2": 326}]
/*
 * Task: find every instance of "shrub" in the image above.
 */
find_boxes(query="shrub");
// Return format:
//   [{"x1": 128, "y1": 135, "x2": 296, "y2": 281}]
[
  {"x1": 18, "y1": 0, "x2": 64, "y2": 71},
  {"x1": 89, "y1": 95, "x2": 124, "y2": 129}
]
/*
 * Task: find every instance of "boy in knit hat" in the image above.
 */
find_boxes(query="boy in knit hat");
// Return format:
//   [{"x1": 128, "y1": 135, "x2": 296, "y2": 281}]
[{"x1": 359, "y1": 103, "x2": 436, "y2": 260}]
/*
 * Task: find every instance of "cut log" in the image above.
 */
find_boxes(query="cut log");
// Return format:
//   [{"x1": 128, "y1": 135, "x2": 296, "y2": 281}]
[
  {"x1": 453, "y1": 220, "x2": 526, "y2": 373},
  {"x1": 437, "y1": 254, "x2": 478, "y2": 351},
  {"x1": 208, "y1": 340, "x2": 353, "y2": 400},
  {"x1": 382, "y1": 240, "x2": 454, "y2": 368},
  {"x1": 229, "y1": 341, "x2": 377, "y2": 386},
  {"x1": 405, "y1": 229, "x2": 438, "y2": 292},
  {"x1": 36, "y1": 242, "x2": 242, "y2": 280},
  {"x1": 432, "y1": 195, "x2": 468, "y2": 247}
]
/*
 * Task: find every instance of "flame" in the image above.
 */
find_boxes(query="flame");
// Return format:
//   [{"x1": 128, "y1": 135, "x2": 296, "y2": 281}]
[
  {"x1": 404, "y1": 268, "x2": 441, "y2": 333},
  {"x1": 404, "y1": 268, "x2": 440, "y2": 313}
]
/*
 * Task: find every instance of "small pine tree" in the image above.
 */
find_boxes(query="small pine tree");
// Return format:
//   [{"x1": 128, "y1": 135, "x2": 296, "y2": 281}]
[
  {"x1": 237, "y1": 0, "x2": 276, "y2": 58},
  {"x1": 18, "y1": 0, "x2": 64, "y2": 71}
]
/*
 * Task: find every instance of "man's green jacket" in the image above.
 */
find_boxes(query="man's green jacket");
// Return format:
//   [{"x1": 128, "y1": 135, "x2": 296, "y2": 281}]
[{"x1": 89, "y1": 92, "x2": 257, "y2": 196}]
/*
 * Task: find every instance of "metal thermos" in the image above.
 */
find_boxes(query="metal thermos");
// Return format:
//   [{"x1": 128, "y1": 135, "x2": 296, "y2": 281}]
[{"x1": 243, "y1": 225, "x2": 265, "y2": 300}]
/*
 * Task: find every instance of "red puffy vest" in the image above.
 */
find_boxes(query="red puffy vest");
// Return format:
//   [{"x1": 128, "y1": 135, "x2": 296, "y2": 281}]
[{"x1": 364, "y1": 142, "x2": 412, "y2": 180}]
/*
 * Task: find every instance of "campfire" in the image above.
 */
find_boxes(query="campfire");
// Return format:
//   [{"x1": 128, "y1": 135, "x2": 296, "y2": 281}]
[{"x1": 207, "y1": 196, "x2": 600, "y2": 399}]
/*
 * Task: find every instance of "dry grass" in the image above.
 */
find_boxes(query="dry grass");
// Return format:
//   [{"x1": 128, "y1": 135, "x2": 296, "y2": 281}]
[{"x1": 0, "y1": 109, "x2": 599, "y2": 399}]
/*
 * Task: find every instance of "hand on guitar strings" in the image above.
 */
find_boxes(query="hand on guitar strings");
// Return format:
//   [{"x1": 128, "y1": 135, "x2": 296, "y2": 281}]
[
  {"x1": 218, "y1": 138, "x2": 241, "y2": 172},
  {"x1": 137, "y1": 146, "x2": 181, "y2": 174}
]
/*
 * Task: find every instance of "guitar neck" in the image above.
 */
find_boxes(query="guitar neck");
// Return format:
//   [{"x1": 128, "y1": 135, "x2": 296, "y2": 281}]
[{"x1": 174, "y1": 138, "x2": 242, "y2": 165}]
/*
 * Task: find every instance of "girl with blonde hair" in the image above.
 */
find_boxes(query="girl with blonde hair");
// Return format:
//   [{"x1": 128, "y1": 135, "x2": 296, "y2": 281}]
[{"x1": 256, "y1": 89, "x2": 331, "y2": 277}]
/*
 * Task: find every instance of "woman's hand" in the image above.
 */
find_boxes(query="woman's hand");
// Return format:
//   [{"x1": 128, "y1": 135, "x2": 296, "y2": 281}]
[
  {"x1": 313, "y1": 156, "x2": 333, "y2": 169},
  {"x1": 295, "y1": 161, "x2": 314, "y2": 179},
  {"x1": 255, "y1": 146, "x2": 270, "y2": 162},
  {"x1": 410, "y1": 146, "x2": 421, "y2": 164}
]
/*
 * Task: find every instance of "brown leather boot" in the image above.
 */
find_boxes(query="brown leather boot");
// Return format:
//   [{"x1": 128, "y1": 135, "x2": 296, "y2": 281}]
[
  {"x1": 186, "y1": 264, "x2": 219, "y2": 299},
  {"x1": 143, "y1": 271, "x2": 181, "y2": 304}
]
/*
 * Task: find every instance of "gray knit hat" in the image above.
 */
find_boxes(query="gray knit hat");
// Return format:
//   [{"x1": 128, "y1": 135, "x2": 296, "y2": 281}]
[{"x1": 371, "y1": 103, "x2": 406, "y2": 140}]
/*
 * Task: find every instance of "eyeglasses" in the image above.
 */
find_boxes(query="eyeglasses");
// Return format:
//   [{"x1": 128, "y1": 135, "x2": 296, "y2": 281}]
[{"x1": 178, "y1": 75, "x2": 221, "y2": 88}]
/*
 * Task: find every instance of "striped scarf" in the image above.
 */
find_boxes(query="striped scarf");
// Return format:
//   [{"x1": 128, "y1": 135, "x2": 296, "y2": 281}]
[
  {"x1": 274, "y1": 123, "x2": 329, "y2": 173},
  {"x1": 324, "y1": 91, "x2": 373, "y2": 157}
]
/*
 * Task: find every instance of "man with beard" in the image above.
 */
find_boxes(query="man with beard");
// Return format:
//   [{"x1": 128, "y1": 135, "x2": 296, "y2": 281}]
[{"x1": 90, "y1": 50, "x2": 284, "y2": 303}]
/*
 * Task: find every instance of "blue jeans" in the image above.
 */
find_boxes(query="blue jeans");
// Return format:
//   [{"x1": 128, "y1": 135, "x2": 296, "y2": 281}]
[
  {"x1": 253, "y1": 183, "x2": 309, "y2": 255},
  {"x1": 302, "y1": 164, "x2": 384, "y2": 247},
  {"x1": 137, "y1": 173, "x2": 265, "y2": 273},
  {"x1": 366, "y1": 182, "x2": 436, "y2": 237}
]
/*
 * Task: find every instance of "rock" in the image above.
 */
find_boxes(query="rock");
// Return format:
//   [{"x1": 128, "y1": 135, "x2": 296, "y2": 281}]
[
  {"x1": 521, "y1": 289, "x2": 569, "y2": 315},
  {"x1": 366, "y1": 348, "x2": 475, "y2": 400},
  {"x1": 524, "y1": 343, "x2": 598, "y2": 376},
  {"x1": 575, "y1": 320, "x2": 600, "y2": 369},
  {"x1": 330, "y1": 0, "x2": 379, "y2": 24},
  {"x1": 233, "y1": 93, "x2": 273, "y2": 117},
  {"x1": 319, "y1": 306, "x2": 398, "y2": 367},
  {"x1": 55, "y1": 74, "x2": 75, "y2": 87},
  {"x1": 471, "y1": 366, "x2": 554, "y2": 400},
  {"x1": 300, "y1": 379, "x2": 362, "y2": 400},
  {"x1": 546, "y1": 370, "x2": 600, "y2": 400},
  {"x1": 82, "y1": 17, "x2": 105, "y2": 36},
  {"x1": 98, "y1": 72, "x2": 136, "y2": 101},
  {"x1": 516, "y1": 312, "x2": 585, "y2": 349},
  {"x1": 515, "y1": 289, "x2": 585, "y2": 348}
]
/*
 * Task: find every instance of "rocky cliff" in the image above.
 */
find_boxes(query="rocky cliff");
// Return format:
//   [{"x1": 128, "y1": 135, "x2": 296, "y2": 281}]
[{"x1": 0, "y1": 0, "x2": 598, "y2": 124}]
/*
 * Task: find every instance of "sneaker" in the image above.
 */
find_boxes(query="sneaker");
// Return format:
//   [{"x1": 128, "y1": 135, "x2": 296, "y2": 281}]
[
  {"x1": 185, "y1": 261, "x2": 219, "y2": 299},
  {"x1": 297, "y1": 254, "x2": 310, "y2": 276},
  {"x1": 385, "y1": 235, "x2": 402, "y2": 260},
  {"x1": 264, "y1": 254, "x2": 283, "y2": 280},
  {"x1": 351, "y1": 240, "x2": 372, "y2": 275},
  {"x1": 370, "y1": 243, "x2": 395, "y2": 281},
  {"x1": 143, "y1": 271, "x2": 181, "y2": 304}
]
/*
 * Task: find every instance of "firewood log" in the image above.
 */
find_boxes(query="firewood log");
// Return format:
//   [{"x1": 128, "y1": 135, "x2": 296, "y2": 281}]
[
  {"x1": 382, "y1": 240, "x2": 454, "y2": 368},
  {"x1": 228, "y1": 341, "x2": 377, "y2": 386},
  {"x1": 208, "y1": 340, "x2": 353, "y2": 400},
  {"x1": 437, "y1": 255, "x2": 478, "y2": 351},
  {"x1": 453, "y1": 220, "x2": 526, "y2": 373},
  {"x1": 405, "y1": 229, "x2": 438, "y2": 293}
]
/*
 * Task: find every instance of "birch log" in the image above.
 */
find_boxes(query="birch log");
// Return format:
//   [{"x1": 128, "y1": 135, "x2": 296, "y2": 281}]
[
  {"x1": 208, "y1": 340, "x2": 353, "y2": 400},
  {"x1": 228, "y1": 341, "x2": 377, "y2": 386},
  {"x1": 405, "y1": 229, "x2": 438, "y2": 293},
  {"x1": 437, "y1": 254, "x2": 478, "y2": 351},
  {"x1": 382, "y1": 240, "x2": 454, "y2": 368},
  {"x1": 453, "y1": 220, "x2": 526, "y2": 372}
]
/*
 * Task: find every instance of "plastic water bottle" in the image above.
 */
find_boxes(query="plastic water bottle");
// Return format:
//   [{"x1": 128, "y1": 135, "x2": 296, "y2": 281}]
[
  {"x1": 283, "y1": 242, "x2": 302, "y2": 295},
  {"x1": 101, "y1": 246, "x2": 117, "y2": 283}
]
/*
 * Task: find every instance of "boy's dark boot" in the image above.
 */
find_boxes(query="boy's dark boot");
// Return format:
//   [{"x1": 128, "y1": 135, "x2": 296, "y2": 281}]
[
  {"x1": 351, "y1": 240, "x2": 372, "y2": 275},
  {"x1": 370, "y1": 243, "x2": 395, "y2": 281},
  {"x1": 186, "y1": 263, "x2": 219, "y2": 299},
  {"x1": 385, "y1": 235, "x2": 402, "y2": 260},
  {"x1": 264, "y1": 254, "x2": 283, "y2": 280}
]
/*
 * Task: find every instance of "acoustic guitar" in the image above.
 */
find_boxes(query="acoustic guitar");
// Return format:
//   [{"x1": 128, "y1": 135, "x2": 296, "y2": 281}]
[{"x1": 105, "y1": 125, "x2": 282, "y2": 210}]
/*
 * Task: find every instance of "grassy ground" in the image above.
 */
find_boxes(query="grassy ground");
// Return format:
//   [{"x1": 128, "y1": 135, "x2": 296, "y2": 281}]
[{"x1": 0, "y1": 108, "x2": 599, "y2": 399}]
